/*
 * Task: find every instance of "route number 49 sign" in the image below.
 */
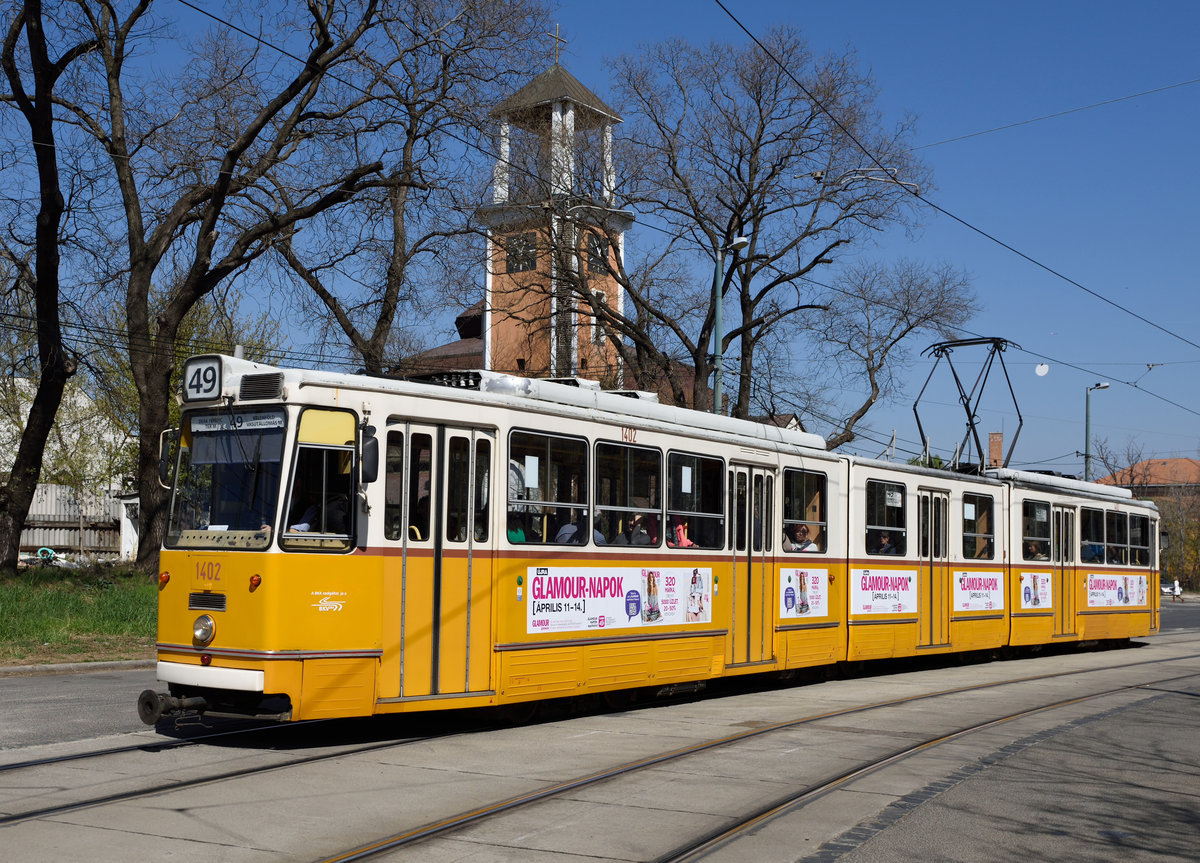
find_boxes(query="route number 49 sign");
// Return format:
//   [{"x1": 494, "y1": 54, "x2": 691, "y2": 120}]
[{"x1": 182, "y1": 356, "x2": 222, "y2": 402}]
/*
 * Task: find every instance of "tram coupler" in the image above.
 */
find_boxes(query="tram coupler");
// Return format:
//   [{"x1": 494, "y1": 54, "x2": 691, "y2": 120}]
[{"x1": 137, "y1": 689, "x2": 208, "y2": 725}]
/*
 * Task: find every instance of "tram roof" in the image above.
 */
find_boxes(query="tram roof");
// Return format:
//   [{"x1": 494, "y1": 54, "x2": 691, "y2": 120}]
[
  {"x1": 985, "y1": 467, "x2": 1138, "y2": 503},
  {"x1": 195, "y1": 356, "x2": 1158, "y2": 511},
  {"x1": 213, "y1": 357, "x2": 832, "y2": 456}
]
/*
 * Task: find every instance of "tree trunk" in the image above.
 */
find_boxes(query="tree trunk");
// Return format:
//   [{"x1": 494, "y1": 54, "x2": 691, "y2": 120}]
[
  {"x1": 0, "y1": 364, "x2": 70, "y2": 567},
  {"x1": 0, "y1": 0, "x2": 83, "y2": 569},
  {"x1": 128, "y1": 279, "x2": 178, "y2": 572},
  {"x1": 133, "y1": 405, "x2": 170, "y2": 572}
]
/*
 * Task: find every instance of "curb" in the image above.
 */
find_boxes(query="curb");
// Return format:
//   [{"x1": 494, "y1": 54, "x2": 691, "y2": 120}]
[{"x1": 0, "y1": 659, "x2": 155, "y2": 677}]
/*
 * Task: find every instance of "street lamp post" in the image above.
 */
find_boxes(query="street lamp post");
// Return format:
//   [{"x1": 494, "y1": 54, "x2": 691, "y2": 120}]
[
  {"x1": 1084, "y1": 381, "x2": 1109, "y2": 481},
  {"x1": 711, "y1": 236, "x2": 749, "y2": 414}
]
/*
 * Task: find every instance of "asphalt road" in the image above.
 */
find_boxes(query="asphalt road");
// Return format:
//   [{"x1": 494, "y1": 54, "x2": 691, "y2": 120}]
[
  {"x1": 2, "y1": 598, "x2": 1197, "y2": 751},
  {"x1": 1, "y1": 604, "x2": 1198, "y2": 861},
  {"x1": 0, "y1": 664, "x2": 156, "y2": 750}
]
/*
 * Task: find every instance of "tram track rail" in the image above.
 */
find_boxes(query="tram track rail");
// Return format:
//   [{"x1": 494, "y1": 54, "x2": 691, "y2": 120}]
[
  {"x1": 0, "y1": 725, "x2": 465, "y2": 827},
  {"x1": 3, "y1": 644, "x2": 1195, "y2": 858},
  {"x1": 313, "y1": 653, "x2": 1200, "y2": 862},
  {"x1": 652, "y1": 680, "x2": 1189, "y2": 862},
  {"x1": 0, "y1": 718, "x2": 298, "y2": 773}
]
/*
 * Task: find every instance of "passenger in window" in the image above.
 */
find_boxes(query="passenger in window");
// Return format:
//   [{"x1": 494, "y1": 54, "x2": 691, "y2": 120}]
[
  {"x1": 667, "y1": 516, "x2": 696, "y2": 548},
  {"x1": 1025, "y1": 540, "x2": 1049, "y2": 561},
  {"x1": 783, "y1": 523, "x2": 816, "y2": 552},
  {"x1": 1081, "y1": 542, "x2": 1104, "y2": 563},
  {"x1": 613, "y1": 513, "x2": 653, "y2": 545},
  {"x1": 288, "y1": 504, "x2": 318, "y2": 531},
  {"x1": 554, "y1": 515, "x2": 590, "y2": 544},
  {"x1": 506, "y1": 513, "x2": 526, "y2": 543},
  {"x1": 1106, "y1": 545, "x2": 1125, "y2": 564},
  {"x1": 289, "y1": 493, "x2": 348, "y2": 533},
  {"x1": 876, "y1": 531, "x2": 900, "y2": 554}
]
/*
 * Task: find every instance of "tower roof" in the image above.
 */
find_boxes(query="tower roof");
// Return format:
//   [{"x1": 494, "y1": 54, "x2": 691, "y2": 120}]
[{"x1": 493, "y1": 64, "x2": 621, "y2": 129}]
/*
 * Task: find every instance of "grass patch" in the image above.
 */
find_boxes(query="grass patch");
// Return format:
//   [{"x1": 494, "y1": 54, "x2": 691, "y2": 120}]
[{"x1": 0, "y1": 565, "x2": 157, "y2": 666}]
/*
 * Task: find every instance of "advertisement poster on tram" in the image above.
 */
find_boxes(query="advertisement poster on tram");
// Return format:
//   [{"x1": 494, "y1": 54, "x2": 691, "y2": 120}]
[
  {"x1": 850, "y1": 569, "x2": 918, "y2": 614},
  {"x1": 780, "y1": 569, "x2": 828, "y2": 618},
  {"x1": 1019, "y1": 572, "x2": 1051, "y2": 609},
  {"x1": 953, "y1": 571, "x2": 1005, "y2": 611},
  {"x1": 527, "y1": 567, "x2": 712, "y2": 633},
  {"x1": 1087, "y1": 573, "x2": 1147, "y2": 607}
]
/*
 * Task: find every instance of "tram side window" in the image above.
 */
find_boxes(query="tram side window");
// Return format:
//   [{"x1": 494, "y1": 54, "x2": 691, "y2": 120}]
[
  {"x1": 782, "y1": 469, "x2": 826, "y2": 553},
  {"x1": 752, "y1": 475, "x2": 765, "y2": 552},
  {"x1": 1021, "y1": 500, "x2": 1050, "y2": 561},
  {"x1": 1080, "y1": 507, "x2": 1104, "y2": 563},
  {"x1": 508, "y1": 431, "x2": 588, "y2": 544},
  {"x1": 762, "y1": 476, "x2": 773, "y2": 553},
  {"x1": 1106, "y1": 511, "x2": 1128, "y2": 565},
  {"x1": 1130, "y1": 515, "x2": 1152, "y2": 567},
  {"x1": 384, "y1": 431, "x2": 403, "y2": 541},
  {"x1": 282, "y1": 445, "x2": 353, "y2": 549},
  {"x1": 668, "y1": 452, "x2": 724, "y2": 549},
  {"x1": 732, "y1": 471, "x2": 746, "y2": 552},
  {"x1": 963, "y1": 493, "x2": 994, "y2": 559},
  {"x1": 1053, "y1": 508, "x2": 1075, "y2": 565},
  {"x1": 446, "y1": 437, "x2": 491, "y2": 543},
  {"x1": 475, "y1": 439, "x2": 490, "y2": 542},
  {"x1": 594, "y1": 442, "x2": 661, "y2": 546},
  {"x1": 866, "y1": 480, "x2": 906, "y2": 555},
  {"x1": 408, "y1": 434, "x2": 432, "y2": 541}
]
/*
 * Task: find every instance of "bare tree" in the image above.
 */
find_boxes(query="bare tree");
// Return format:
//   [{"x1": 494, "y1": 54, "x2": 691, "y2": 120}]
[
  {"x1": 0, "y1": 0, "x2": 98, "y2": 569},
  {"x1": 1094, "y1": 439, "x2": 1200, "y2": 591},
  {"x1": 590, "y1": 27, "x2": 933, "y2": 417},
  {"x1": 83, "y1": 285, "x2": 286, "y2": 487},
  {"x1": 46, "y1": 1, "x2": 388, "y2": 568},
  {"x1": 277, "y1": 0, "x2": 550, "y2": 374},
  {"x1": 543, "y1": 214, "x2": 707, "y2": 403},
  {"x1": 801, "y1": 259, "x2": 975, "y2": 449},
  {"x1": 1093, "y1": 439, "x2": 1150, "y2": 489},
  {"x1": 1159, "y1": 476, "x2": 1200, "y2": 591}
]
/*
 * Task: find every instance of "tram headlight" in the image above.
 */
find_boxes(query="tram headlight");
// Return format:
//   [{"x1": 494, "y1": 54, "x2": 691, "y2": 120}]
[{"x1": 192, "y1": 614, "x2": 216, "y2": 646}]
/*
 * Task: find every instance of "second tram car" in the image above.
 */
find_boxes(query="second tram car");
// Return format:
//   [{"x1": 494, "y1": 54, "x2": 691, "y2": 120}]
[{"x1": 138, "y1": 355, "x2": 1160, "y2": 723}]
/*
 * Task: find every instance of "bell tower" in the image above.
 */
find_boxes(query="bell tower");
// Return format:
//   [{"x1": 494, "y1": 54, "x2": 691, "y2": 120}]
[{"x1": 480, "y1": 64, "x2": 633, "y2": 383}]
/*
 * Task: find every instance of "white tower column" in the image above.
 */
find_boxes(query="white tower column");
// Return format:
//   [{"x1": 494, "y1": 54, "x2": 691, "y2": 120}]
[
  {"x1": 493, "y1": 119, "x2": 510, "y2": 203},
  {"x1": 550, "y1": 101, "x2": 575, "y2": 196}
]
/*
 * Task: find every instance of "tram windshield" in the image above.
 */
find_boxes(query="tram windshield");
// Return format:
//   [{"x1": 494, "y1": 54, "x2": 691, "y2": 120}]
[{"x1": 165, "y1": 409, "x2": 286, "y2": 550}]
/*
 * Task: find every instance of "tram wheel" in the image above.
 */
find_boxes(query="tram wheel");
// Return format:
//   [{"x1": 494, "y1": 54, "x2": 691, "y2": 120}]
[
  {"x1": 602, "y1": 688, "x2": 640, "y2": 711},
  {"x1": 497, "y1": 700, "x2": 540, "y2": 726}
]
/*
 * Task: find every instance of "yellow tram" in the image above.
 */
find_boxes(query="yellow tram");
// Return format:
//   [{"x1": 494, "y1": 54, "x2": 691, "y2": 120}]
[{"x1": 138, "y1": 354, "x2": 1160, "y2": 723}]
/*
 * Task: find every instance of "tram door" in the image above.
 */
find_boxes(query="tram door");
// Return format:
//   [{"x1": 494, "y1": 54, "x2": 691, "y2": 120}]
[
  {"x1": 1052, "y1": 505, "x2": 1076, "y2": 636},
  {"x1": 918, "y1": 489, "x2": 951, "y2": 648},
  {"x1": 392, "y1": 424, "x2": 494, "y2": 699},
  {"x1": 727, "y1": 465, "x2": 775, "y2": 667}
]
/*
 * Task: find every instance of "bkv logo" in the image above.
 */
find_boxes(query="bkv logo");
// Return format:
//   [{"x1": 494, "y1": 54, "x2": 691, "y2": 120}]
[{"x1": 312, "y1": 595, "x2": 346, "y2": 612}]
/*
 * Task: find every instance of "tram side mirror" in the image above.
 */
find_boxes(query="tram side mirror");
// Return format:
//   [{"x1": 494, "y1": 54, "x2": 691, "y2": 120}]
[
  {"x1": 1160, "y1": 531, "x2": 1169, "y2": 551},
  {"x1": 157, "y1": 428, "x2": 178, "y2": 489},
  {"x1": 361, "y1": 426, "x2": 379, "y2": 485}
]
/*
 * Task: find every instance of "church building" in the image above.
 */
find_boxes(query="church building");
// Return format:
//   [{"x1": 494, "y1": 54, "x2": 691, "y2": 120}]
[{"x1": 408, "y1": 64, "x2": 633, "y2": 386}]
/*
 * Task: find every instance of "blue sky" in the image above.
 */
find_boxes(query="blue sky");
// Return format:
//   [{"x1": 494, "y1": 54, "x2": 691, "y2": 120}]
[{"x1": 545, "y1": 0, "x2": 1200, "y2": 474}]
